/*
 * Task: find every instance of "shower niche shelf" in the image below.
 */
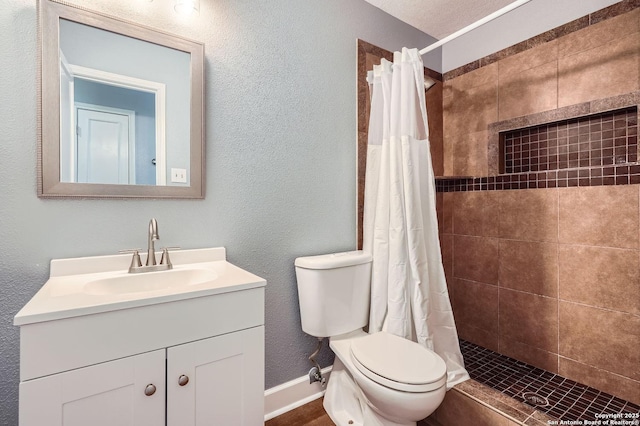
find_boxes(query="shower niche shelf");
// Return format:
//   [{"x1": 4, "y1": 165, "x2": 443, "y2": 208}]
[{"x1": 499, "y1": 106, "x2": 638, "y2": 175}]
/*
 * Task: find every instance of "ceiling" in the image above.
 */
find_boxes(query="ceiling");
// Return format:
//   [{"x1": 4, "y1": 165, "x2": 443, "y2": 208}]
[{"x1": 364, "y1": 0, "x2": 517, "y2": 40}]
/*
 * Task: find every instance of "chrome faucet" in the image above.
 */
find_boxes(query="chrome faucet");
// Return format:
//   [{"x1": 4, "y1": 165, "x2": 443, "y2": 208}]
[
  {"x1": 147, "y1": 218, "x2": 159, "y2": 266},
  {"x1": 120, "y1": 218, "x2": 179, "y2": 273}
]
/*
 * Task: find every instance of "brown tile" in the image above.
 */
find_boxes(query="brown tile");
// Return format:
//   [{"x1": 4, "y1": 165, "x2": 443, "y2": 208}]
[
  {"x1": 499, "y1": 240, "x2": 558, "y2": 297},
  {"x1": 498, "y1": 41, "x2": 558, "y2": 120},
  {"x1": 488, "y1": 132, "x2": 501, "y2": 176},
  {"x1": 499, "y1": 336, "x2": 559, "y2": 373},
  {"x1": 499, "y1": 288, "x2": 558, "y2": 353},
  {"x1": 498, "y1": 60, "x2": 558, "y2": 121},
  {"x1": 449, "y1": 82, "x2": 499, "y2": 135},
  {"x1": 442, "y1": 81, "x2": 454, "y2": 104},
  {"x1": 524, "y1": 36, "x2": 558, "y2": 57},
  {"x1": 444, "y1": 60, "x2": 481, "y2": 82},
  {"x1": 435, "y1": 388, "x2": 510, "y2": 426},
  {"x1": 441, "y1": 192, "x2": 454, "y2": 233},
  {"x1": 558, "y1": 245, "x2": 640, "y2": 315},
  {"x1": 453, "y1": 378, "x2": 488, "y2": 397},
  {"x1": 555, "y1": 16, "x2": 591, "y2": 39},
  {"x1": 481, "y1": 43, "x2": 527, "y2": 69},
  {"x1": 460, "y1": 382, "x2": 536, "y2": 421},
  {"x1": 558, "y1": 185, "x2": 639, "y2": 249},
  {"x1": 558, "y1": 8, "x2": 640, "y2": 57},
  {"x1": 453, "y1": 191, "x2": 499, "y2": 236},
  {"x1": 436, "y1": 192, "x2": 443, "y2": 227},
  {"x1": 525, "y1": 411, "x2": 557, "y2": 426},
  {"x1": 443, "y1": 95, "x2": 455, "y2": 176},
  {"x1": 558, "y1": 32, "x2": 640, "y2": 107},
  {"x1": 493, "y1": 103, "x2": 591, "y2": 134},
  {"x1": 447, "y1": 62, "x2": 499, "y2": 94},
  {"x1": 559, "y1": 301, "x2": 640, "y2": 380},
  {"x1": 455, "y1": 385, "x2": 532, "y2": 424},
  {"x1": 524, "y1": 418, "x2": 549, "y2": 426},
  {"x1": 440, "y1": 233, "x2": 454, "y2": 284},
  {"x1": 453, "y1": 191, "x2": 486, "y2": 236},
  {"x1": 590, "y1": 91, "x2": 640, "y2": 114},
  {"x1": 452, "y1": 278, "x2": 499, "y2": 334},
  {"x1": 457, "y1": 323, "x2": 500, "y2": 353},
  {"x1": 428, "y1": 81, "x2": 444, "y2": 176},
  {"x1": 499, "y1": 188, "x2": 559, "y2": 242},
  {"x1": 590, "y1": 0, "x2": 640, "y2": 25},
  {"x1": 558, "y1": 356, "x2": 640, "y2": 406},
  {"x1": 453, "y1": 235, "x2": 499, "y2": 284},
  {"x1": 452, "y1": 130, "x2": 489, "y2": 177},
  {"x1": 483, "y1": 192, "x2": 501, "y2": 237}
]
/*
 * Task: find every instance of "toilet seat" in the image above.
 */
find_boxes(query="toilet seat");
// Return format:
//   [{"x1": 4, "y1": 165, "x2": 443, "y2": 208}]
[{"x1": 350, "y1": 332, "x2": 447, "y2": 393}]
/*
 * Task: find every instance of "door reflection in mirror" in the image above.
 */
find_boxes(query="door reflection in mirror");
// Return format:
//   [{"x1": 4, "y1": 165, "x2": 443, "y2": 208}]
[
  {"x1": 75, "y1": 103, "x2": 135, "y2": 185},
  {"x1": 58, "y1": 18, "x2": 190, "y2": 186},
  {"x1": 63, "y1": 79, "x2": 157, "y2": 185}
]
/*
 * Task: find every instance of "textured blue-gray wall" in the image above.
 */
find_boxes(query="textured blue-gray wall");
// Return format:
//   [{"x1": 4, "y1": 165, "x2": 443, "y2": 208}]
[{"x1": 0, "y1": 0, "x2": 436, "y2": 423}]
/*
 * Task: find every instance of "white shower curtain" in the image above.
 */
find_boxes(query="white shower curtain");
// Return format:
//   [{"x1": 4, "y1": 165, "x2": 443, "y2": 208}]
[{"x1": 363, "y1": 48, "x2": 469, "y2": 389}]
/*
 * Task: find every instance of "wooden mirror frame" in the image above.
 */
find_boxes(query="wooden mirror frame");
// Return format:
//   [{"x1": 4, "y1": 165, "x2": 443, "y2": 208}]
[{"x1": 38, "y1": 0, "x2": 205, "y2": 198}]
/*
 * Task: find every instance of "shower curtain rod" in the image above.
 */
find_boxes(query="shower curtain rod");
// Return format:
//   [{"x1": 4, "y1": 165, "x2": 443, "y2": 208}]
[{"x1": 419, "y1": 0, "x2": 532, "y2": 55}]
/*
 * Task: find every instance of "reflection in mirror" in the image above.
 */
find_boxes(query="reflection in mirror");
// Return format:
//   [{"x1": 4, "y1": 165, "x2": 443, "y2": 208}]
[
  {"x1": 65, "y1": 78, "x2": 157, "y2": 185},
  {"x1": 39, "y1": 0, "x2": 204, "y2": 198}
]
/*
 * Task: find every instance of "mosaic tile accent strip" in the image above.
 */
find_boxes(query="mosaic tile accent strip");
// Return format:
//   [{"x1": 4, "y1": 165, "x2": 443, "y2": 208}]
[
  {"x1": 436, "y1": 164, "x2": 640, "y2": 192},
  {"x1": 502, "y1": 107, "x2": 638, "y2": 174},
  {"x1": 460, "y1": 340, "x2": 640, "y2": 423}
]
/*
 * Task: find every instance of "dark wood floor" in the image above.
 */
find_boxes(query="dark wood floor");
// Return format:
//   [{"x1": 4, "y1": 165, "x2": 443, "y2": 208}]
[
  {"x1": 265, "y1": 398, "x2": 334, "y2": 426},
  {"x1": 265, "y1": 398, "x2": 438, "y2": 426}
]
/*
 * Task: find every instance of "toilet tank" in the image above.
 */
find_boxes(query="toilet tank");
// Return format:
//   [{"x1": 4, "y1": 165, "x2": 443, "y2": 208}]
[{"x1": 295, "y1": 251, "x2": 372, "y2": 338}]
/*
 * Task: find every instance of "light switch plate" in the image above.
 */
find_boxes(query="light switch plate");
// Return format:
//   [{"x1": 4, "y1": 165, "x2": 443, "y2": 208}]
[{"x1": 171, "y1": 168, "x2": 187, "y2": 183}]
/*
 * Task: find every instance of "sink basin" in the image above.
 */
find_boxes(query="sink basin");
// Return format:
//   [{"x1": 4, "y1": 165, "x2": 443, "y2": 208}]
[
  {"x1": 83, "y1": 268, "x2": 218, "y2": 295},
  {"x1": 13, "y1": 248, "x2": 266, "y2": 326}
]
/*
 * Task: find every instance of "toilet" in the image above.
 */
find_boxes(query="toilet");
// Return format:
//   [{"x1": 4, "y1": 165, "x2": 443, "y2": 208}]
[{"x1": 295, "y1": 251, "x2": 447, "y2": 426}]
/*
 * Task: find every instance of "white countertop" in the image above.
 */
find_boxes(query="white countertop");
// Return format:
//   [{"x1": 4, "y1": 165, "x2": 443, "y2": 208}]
[{"x1": 14, "y1": 248, "x2": 266, "y2": 326}]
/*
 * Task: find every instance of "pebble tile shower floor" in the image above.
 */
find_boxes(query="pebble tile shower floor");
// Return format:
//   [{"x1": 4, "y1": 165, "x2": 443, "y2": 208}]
[{"x1": 460, "y1": 340, "x2": 640, "y2": 423}]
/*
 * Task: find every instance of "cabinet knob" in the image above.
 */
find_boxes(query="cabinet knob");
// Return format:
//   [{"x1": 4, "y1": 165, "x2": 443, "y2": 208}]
[
  {"x1": 144, "y1": 384, "x2": 156, "y2": 396},
  {"x1": 178, "y1": 375, "x2": 189, "y2": 386}
]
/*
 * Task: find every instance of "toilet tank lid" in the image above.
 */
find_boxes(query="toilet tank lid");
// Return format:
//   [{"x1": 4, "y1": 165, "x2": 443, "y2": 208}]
[{"x1": 295, "y1": 251, "x2": 372, "y2": 270}]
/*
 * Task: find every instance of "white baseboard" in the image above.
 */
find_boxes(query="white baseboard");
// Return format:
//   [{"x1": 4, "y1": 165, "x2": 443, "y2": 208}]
[{"x1": 264, "y1": 365, "x2": 333, "y2": 421}]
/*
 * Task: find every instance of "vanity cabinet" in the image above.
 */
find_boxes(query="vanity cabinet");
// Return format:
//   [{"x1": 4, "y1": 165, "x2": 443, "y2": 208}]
[
  {"x1": 20, "y1": 350, "x2": 167, "y2": 426},
  {"x1": 20, "y1": 326, "x2": 264, "y2": 426},
  {"x1": 15, "y1": 248, "x2": 266, "y2": 426},
  {"x1": 167, "y1": 327, "x2": 264, "y2": 425}
]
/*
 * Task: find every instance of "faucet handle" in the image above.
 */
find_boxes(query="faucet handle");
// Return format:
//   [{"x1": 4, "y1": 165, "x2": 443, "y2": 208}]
[
  {"x1": 160, "y1": 246, "x2": 180, "y2": 267},
  {"x1": 119, "y1": 249, "x2": 143, "y2": 271}
]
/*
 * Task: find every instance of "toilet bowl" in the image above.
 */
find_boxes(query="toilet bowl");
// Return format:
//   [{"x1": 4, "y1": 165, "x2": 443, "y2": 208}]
[
  {"x1": 294, "y1": 251, "x2": 448, "y2": 426},
  {"x1": 326, "y1": 330, "x2": 446, "y2": 425}
]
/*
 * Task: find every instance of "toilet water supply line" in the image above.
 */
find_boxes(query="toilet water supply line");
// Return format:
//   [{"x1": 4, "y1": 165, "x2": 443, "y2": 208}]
[{"x1": 308, "y1": 337, "x2": 327, "y2": 387}]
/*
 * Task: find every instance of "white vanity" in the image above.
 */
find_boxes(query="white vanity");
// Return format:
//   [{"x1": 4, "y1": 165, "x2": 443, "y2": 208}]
[{"x1": 14, "y1": 247, "x2": 266, "y2": 426}]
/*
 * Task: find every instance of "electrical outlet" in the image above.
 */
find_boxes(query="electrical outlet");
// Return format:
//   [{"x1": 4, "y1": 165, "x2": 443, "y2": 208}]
[{"x1": 170, "y1": 168, "x2": 187, "y2": 183}]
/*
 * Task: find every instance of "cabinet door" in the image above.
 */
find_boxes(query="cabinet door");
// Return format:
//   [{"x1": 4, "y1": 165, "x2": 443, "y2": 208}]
[
  {"x1": 19, "y1": 349, "x2": 165, "y2": 426},
  {"x1": 167, "y1": 326, "x2": 264, "y2": 426}
]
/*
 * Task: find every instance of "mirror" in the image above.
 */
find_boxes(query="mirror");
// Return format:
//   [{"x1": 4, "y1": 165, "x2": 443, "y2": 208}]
[{"x1": 38, "y1": 0, "x2": 205, "y2": 198}]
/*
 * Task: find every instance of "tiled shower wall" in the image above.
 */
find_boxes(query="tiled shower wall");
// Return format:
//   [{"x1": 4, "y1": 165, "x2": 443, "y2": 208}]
[
  {"x1": 437, "y1": 187, "x2": 640, "y2": 405},
  {"x1": 442, "y1": 5, "x2": 639, "y2": 177},
  {"x1": 438, "y1": 3, "x2": 640, "y2": 406}
]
